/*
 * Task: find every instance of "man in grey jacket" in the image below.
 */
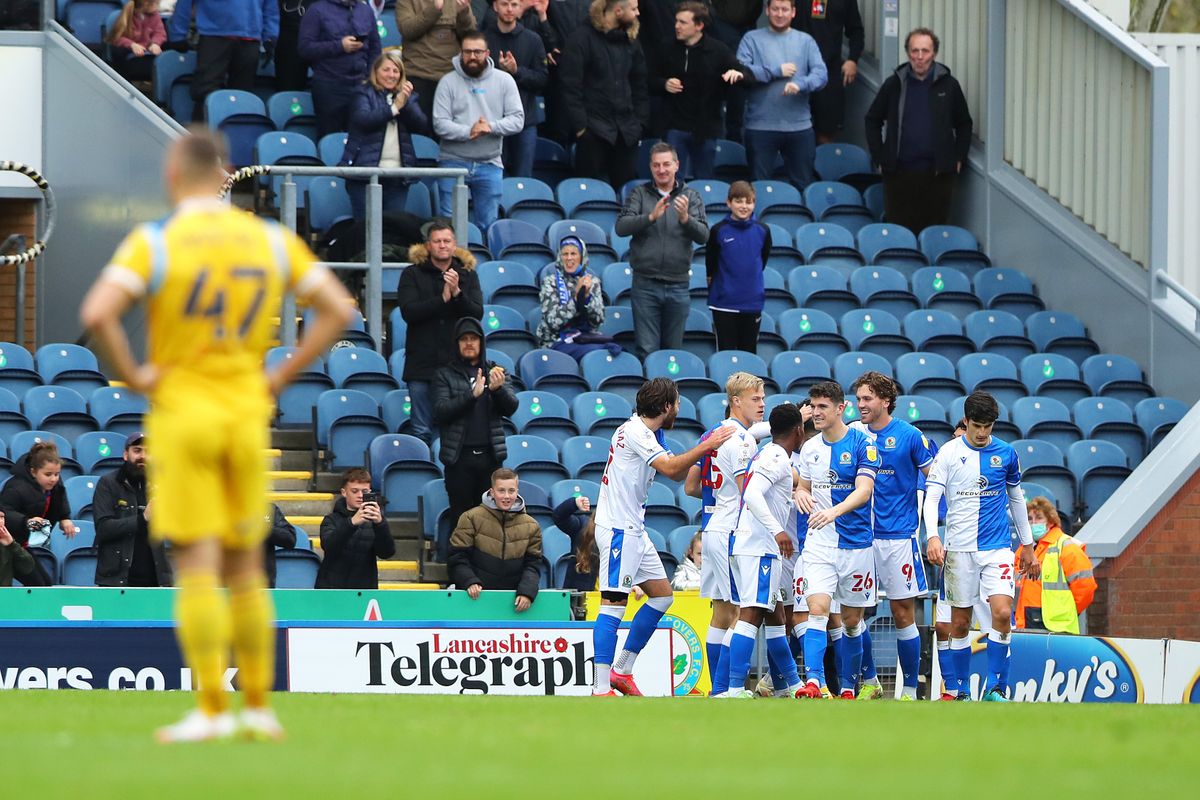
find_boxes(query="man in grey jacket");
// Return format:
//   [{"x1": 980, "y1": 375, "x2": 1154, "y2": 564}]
[
  {"x1": 433, "y1": 31, "x2": 525, "y2": 230},
  {"x1": 614, "y1": 142, "x2": 709, "y2": 359}
]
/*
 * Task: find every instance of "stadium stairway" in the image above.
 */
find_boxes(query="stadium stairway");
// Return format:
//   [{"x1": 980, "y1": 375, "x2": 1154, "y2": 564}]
[{"x1": 267, "y1": 428, "x2": 446, "y2": 588}]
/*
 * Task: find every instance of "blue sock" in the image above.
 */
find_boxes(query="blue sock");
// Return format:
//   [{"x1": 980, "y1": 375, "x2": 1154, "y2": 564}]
[
  {"x1": 987, "y1": 630, "x2": 1011, "y2": 694},
  {"x1": 936, "y1": 641, "x2": 956, "y2": 695},
  {"x1": 727, "y1": 621, "x2": 758, "y2": 691},
  {"x1": 860, "y1": 623, "x2": 877, "y2": 681},
  {"x1": 951, "y1": 637, "x2": 972, "y2": 697},
  {"x1": 612, "y1": 596, "x2": 671, "y2": 674},
  {"x1": 830, "y1": 627, "x2": 846, "y2": 689},
  {"x1": 802, "y1": 615, "x2": 829, "y2": 686},
  {"x1": 840, "y1": 623, "x2": 864, "y2": 693},
  {"x1": 713, "y1": 633, "x2": 731, "y2": 695},
  {"x1": 705, "y1": 626, "x2": 723, "y2": 694},
  {"x1": 766, "y1": 626, "x2": 800, "y2": 688},
  {"x1": 593, "y1": 606, "x2": 623, "y2": 692},
  {"x1": 897, "y1": 624, "x2": 921, "y2": 690}
]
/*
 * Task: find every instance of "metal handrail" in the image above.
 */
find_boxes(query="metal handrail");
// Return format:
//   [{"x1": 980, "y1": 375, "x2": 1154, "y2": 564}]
[{"x1": 1152, "y1": 269, "x2": 1200, "y2": 334}]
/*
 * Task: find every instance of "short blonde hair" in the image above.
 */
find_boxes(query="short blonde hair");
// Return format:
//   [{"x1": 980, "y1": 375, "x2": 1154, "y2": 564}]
[
  {"x1": 368, "y1": 50, "x2": 406, "y2": 92},
  {"x1": 725, "y1": 371, "x2": 764, "y2": 401},
  {"x1": 1027, "y1": 496, "x2": 1061, "y2": 529}
]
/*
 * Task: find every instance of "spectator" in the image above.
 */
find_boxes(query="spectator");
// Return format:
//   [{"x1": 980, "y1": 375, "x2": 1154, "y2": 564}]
[
  {"x1": 263, "y1": 504, "x2": 299, "y2": 588},
  {"x1": 169, "y1": 0, "x2": 279, "y2": 123},
  {"x1": 535, "y1": 235, "x2": 620, "y2": 359},
  {"x1": 615, "y1": 141, "x2": 708, "y2": 359},
  {"x1": 551, "y1": 492, "x2": 596, "y2": 591},
  {"x1": 543, "y1": 0, "x2": 592, "y2": 141},
  {"x1": 433, "y1": 32, "x2": 525, "y2": 230},
  {"x1": 705, "y1": 180, "x2": 769, "y2": 353},
  {"x1": 864, "y1": 27, "x2": 972, "y2": 235},
  {"x1": 274, "y1": 0, "x2": 314, "y2": 91},
  {"x1": 395, "y1": 0, "x2": 477, "y2": 123},
  {"x1": 107, "y1": 0, "x2": 167, "y2": 83},
  {"x1": 449, "y1": 468, "x2": 542, "y2": 610},
  {"x1": 0, "y1": 512, "x2": 34, "y2": 587},
  {"x1": 398, "y1": 221, "x2": 485, "y2": 446},
  {"x1": 340, "y1": 50, "x2": 430, "y2": 220},
  {"x1": 0, "y1": 442, "x2": 77, "y2": 587},
  {"x1": 480, "y1": 0, "x2": 560, "y2": 55},
  {"x1": 559, "y1": 0, "x2": 649, "y2": 189},
  {"x1": 671, "y1": 531, "x2": 702, "y2": 591},
  {"x1": 93, "y1": 432, "x2": 173, "y2": 588},
  {"x1": 298, "y1": 0, "x2": 382, "y2": 137},
  {"x1": 432, "y1": 317, "x2": 520, "y2": 560},
  {"x1": 650, "y1": 1, "x2": 747, "y2": 181},
  {"x1": 792, "y1": 0, "x2": 864, "y2": 144},
  {"x1": 736, "y1": 0, "x2": 827, "y2": 187},
  {"x1": 315, "y1": 468, "x2": 395, "y2": 589},
  {"x1": 1015, "y1": 496, "x2": 1097, "y2": 634},
  {"x1": 482, "y1": 0, "x2": 549, "y2": 178},
  {"x1": 707, "y1": 0, "x2": 761, "y2": 143}
]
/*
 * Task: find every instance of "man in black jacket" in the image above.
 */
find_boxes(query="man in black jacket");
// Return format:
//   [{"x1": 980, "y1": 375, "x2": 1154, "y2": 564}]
[
  {"x1": 792, "y1": 0, "x2": 864, "y2": 143},
  {"x1": 262, "y1": 504, "x2": 299, "y2": 588},
  {"x1": 864, "y1": 27, "x2": 972, "y2": 235},
  {"x1": 397, "y1": 221, "x2": 484, "y2": 446},
  {"x1": 433, "y1": 317, "x2": 520, "y2": 560},
  {"x1": 93, "y1": 433, "x2": 173, "y2": 588},
  {"x1": 651, "y1": 1, "x2": 747, "y2": 180},
  {"x1": 558, "y1": 0, "x2": 649, "y2": 189},
  {"x1": 484, "y1": 0, "x2": 550, "y2": 178},
  {"x1": 315, "y1": 468, "x2": 396, "y2": 589}
]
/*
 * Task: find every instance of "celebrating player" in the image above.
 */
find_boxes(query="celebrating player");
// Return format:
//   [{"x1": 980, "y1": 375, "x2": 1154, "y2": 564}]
[
  {"x1": 923, "y1": 392, "x2": 1041, "y2": 702},
  {"x1": 80, "y1": 130, "x2": 354, "y2": 741},
  {"x1": 588, "y1": 377, "x2": 734, "y2": 696},
  {"x1": 793, "y1": 381, "x2": 881, "y2": 699},
  {"x1": 683, "y1": 372, "x2": 763, "y2": 696},
  {"x1": 849, "y1": 372, "x2": 933, "y2": 701}
]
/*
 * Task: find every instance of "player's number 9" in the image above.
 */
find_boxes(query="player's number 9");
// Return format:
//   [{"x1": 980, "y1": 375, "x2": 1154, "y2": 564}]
[{"x1": 184, "y1": 267, "x2": 268, "y2": 339}]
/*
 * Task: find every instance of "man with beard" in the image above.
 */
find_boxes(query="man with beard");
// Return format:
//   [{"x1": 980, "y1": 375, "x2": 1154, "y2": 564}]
[
  {"x1": 433, "y1": 31, "x2": 525, "y2": 230},
  {"x1": 93, "y1": 432, "x2": 174, "y2": 587},
  {"x1": 589, "y1": 377, "x2": 734, "y2": 696}
]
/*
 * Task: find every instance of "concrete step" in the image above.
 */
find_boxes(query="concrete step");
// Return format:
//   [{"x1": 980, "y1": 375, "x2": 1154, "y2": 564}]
[
  {"x1": 271, "y1": 428, "x2": 313, "y2": 451},
  {"x1": 264, "y1": 448, "x2": 282, "y2": 471},
  {"x1": 268, "y1": 470, "x2": 312, "y2": 491},
  {"x1": 269, "y1": 491, "x2": 335, "y2": 517}
]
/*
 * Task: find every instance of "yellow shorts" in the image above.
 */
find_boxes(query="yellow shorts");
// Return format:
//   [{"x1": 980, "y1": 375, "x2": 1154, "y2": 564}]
[{"x1": 145, "y1": 384, "x2": 272, "y2": 550}]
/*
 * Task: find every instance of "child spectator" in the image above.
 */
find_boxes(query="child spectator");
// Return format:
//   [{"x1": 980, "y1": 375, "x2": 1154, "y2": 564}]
[
  {"x1": 0, "y1": 442, "x2": 78, "y2": 586},
  {"x1": 551, "y1": 491, "x2": 596, "y2": 591},
  {"x1": 671, "y1": 531, "x2": 702, "y2": 591},
  {"x1": 107, "y1": 0, "x2": 166, "y2": 82},
  {"x1": 705, "y1": 180, "x2": 771, "y2": 353}
]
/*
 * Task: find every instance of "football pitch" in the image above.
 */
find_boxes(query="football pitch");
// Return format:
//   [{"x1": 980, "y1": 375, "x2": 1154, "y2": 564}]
[{"x1": 5, "y1": 692, "x2": 1198, "y2": 798}]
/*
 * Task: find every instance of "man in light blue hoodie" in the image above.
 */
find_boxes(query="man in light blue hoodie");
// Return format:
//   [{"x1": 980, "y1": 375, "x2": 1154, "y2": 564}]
[
  {"x1": 433, "y1": 31, "x2": 525, "y2": 230},
  {"x1": 736, "y1": 0, "x2": 827, "y2": 188}
]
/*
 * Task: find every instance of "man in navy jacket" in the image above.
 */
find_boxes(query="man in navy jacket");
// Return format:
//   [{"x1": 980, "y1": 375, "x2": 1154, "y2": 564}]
[{"x1": 299, "y1": 0, "x2": 383, "y2": 136}]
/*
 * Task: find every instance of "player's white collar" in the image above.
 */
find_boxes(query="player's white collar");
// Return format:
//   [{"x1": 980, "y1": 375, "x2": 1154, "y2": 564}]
[{"x1": 176, "y1": 196, "x2": 228, "y2": 213}]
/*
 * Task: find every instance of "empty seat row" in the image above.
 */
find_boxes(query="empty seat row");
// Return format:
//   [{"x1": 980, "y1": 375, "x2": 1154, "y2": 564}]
[{"x1": 0, "y1": 385, "x2": 146, "y2": 444}]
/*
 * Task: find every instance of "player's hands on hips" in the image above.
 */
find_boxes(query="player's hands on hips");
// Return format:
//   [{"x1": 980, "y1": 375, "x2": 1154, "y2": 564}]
[
  {"x1": 793, "y1": 488, "x2": 814, "y2": 513},
  {"x1": 809, "y1": 507, "x2": 838, "y2": 529},
  {"x1": 631, "y1": 585, "x2": 646, "y2": 601},
  {"x1": 775, "y1": 532, "x2": 793, "y2": 559},
  {"x1": 514, "y1": 594, "x2": 532, "y2": 612},
  {"x1": 142, "y1": 501, "x2": 152, "y2": 522},
  {"x1": 466, "y1": 583, "x2": 482, "y2": 600},
  {"x1": 1018, "y1": 544, "x2": 1040, "y2": 581},
  {"x1": 926, "y1": 536, "x2": 945, "y2": 567},
  {"x1": 706, "y1": 424, "x2": 735, "y2": 449},
  {"x1": 61, "y1": 520, "x2": 77, "y2": 539},
  {"x1": 128, "y1": 363, "x2": 160, "y2": 395}
]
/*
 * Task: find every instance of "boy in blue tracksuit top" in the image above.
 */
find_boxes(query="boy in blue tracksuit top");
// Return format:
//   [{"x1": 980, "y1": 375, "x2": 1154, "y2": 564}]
[{"x1": 705, "y1": 180, "x2": 771, "y2": 353}]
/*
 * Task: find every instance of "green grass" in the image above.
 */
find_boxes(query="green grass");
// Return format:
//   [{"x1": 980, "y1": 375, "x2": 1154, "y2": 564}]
[{"x1": 4, "y1": 692, "x2": 1198, "y2": 798}]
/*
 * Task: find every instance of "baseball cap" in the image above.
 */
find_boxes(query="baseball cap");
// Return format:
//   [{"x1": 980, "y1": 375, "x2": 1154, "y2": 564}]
[{"x1": 125, "y1": 432, "x2": 145, "y2": 449}]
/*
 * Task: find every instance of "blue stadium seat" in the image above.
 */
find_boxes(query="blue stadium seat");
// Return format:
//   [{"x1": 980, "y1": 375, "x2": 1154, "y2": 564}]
[
  {"x1": 840, "y1": 308, "x2": 913, "y2": 363},
  {"x1": 66, "y1": 0, "x2": 120, "y2": 45},
  {"x1": 519, "y1": 349, "x2": 589, "y2": 402},
  {"x1": 65, "y1": 475, "x2": 98, "y2": 521},
  {"x1": 0, "y1": 342, "x2": 42, "y2": 397},
  {"x1": 787, "y1": 265, "x2": 859, "y2": 319},
  {"x1": 894, "y1": 395, "x2": 954, "y2": 441},
  {"x1": 1012, "y1": 397, "x2": 1082, "y2": 455},
  {"x1": 382, "y1": 389, "x2": 415, "y2": 435},
  {"x1": 533, "y1": 138, "x2": 571, "y2": 185},
  {"x1": 833, "y1": 352, "x2": 892, "y2": 393},
  {"x1": 326, "y1": 348, "x2": 399, "y2": 405},
  {"x1": 973, "y1": 267, "x2": 1045, "y2": 320},
  {"x1": 62, "y1": 548, "x2": 99, "y2": 586},
  {"x1": 562, "y1": 435, "x2": 612, "y2": 482},
  {"x1": 315, "y1": 390, "x2": 386, "y2": 470},
  {"x1": 862, "y1": 182, "x2": 885, "y2": 221},
  {"x1": 963, "y1": 310, "x2": 1036, "y2": 364},
  {"x1": 519, "y1": 475, "x2": 554, "y2": 520},
  {"x1": 571, "y1": 391, "x2": 632, "y2": 436},
  {"x1": 601, "y1": 262, "x2": 634, "y2": 305},
  {"x1": 511, "y1": 391, "x2": 576, "y2": 447},
  {"x1": 419, "y1": 478, "x2": 453, "y2": 549},
  {"x1": 600, "y1": 306, "x2": 637, "y2": 351},
  {"x1": 482, "y1": 304, "x2": 540, "y2": 365},
  {"x1": 948, "y1": 396, "x2": 1021, "y2": 442},
  {"x1": 956, "y1": 352, "x2": 1026, "y2": 409},
  {"x1": 755, "y1": 311, "x2": 789, "y2": 361},
  {"x1": 1081, "y1": 354, "x2": 1155, "y2": 407},
  {"x1": 318, "y1": 131, "x2": 348, "y2": 166},
  {"x1": 34, "y1": 344, "x2": 107, "y2": 396},
  {"x1": 1073, "y1": 397, "x2": 1146, "y2": 466},
  {"x1": 686, "y1": 265, "x2": 710, "y2": 313},
  {"x1": 755, "y1": 180, "x2": 813, "y2": 232},
  {"x1": 776, "y1": 308, "x2": 849, "y2": 363},
  {"x1": 643, "y1": 350, "x2": 718, "y2": 406},
  {"x1": 307, "y1": 177, "x2": 353, "y2": 232},
  {"x1": 1134, "y1": 397, "x2": 1188, "y2": 450},
  {"x1": 546, "y1": 219, "x2": 618, "y2": 269},
  {"x1": 1020, "y1": 353, "x2": 1092, "y2": 406},
  {"x1": 610, "y1": 227, "x2": 631, "y2": 259},
  {"x1": 23, "y1": 386, "x2": 97, "y2": 442},
  {"x1": 895, "y1": 352, "x2": 964, "y2": 409},
  {"x1": 368, "y1": 434, "x2": 441, "y2": 514},
  {"x1": 151, "y1": 48, "x2": 197, "y2": 118},
  {"x1": 918, "y1": 225, "x2": 991, "y2": 274},
  {"x1": 503, "y1": 435, "x2": 569, "y2": 494},
  {"x1": 13, "y1": 546, "x2": 56, "y2": 587},
  {"x1": 501, "y1": 177, "x2": 565, "y2": 230},
  {"x1": 411, "y1": 133, "x2": 439, "y2": 166},
  {"x1": 902, "y1": 309, "x2": 974, "y2": 363},
  {"x1": 692, "y1": 179, "x2": 732, "y2": 220},
  {"x1": 540, "y1": 526, "x2": 572, "y2": 588},
  {"x1": 1012, "y1": 439, "x2": 1078, "y2": 521},
  {"x1": 770, "y1": 351, "x2": 832, "y2": 394},
  {"x1": 0, "y1": 386, "x2": 29, "y2": 445},
  {"x1": 11, "y1": 431, "x2": 80, "y2": 480},
  {"x1": 815, "y1": 143, "x2": 875, "y2": 186},
  {"x1": 696, "y1": 393, "x2": 729, "y2": 430},
  {"x1": 713, "y1": 139, "x2": 749, "y2": 182},
  {"x1": 794, "y1": 223, "x2": 866, "y2": 274},
  {"x1": 255, "y1": 131, "x2": 321, "y2": 210},
  {"x1": 762, "y1": 225, "x2": 804, "y2": 271},
  {"x1": 1021, "y1": 481, "x2": 1062, "y2": 516},
  {"x1": 205, "y1": 90, "x2": 274, "y2": 168},
  {"x1": 478, "y1": 260, "x2": 540, "y2": 317},
  {"x1": 1068, "y1": 440, "x2": 1131, "y2": 520},
  {"x1": 73, "y1": 431, "x2": 125, "y2": 474},
  {"x1": 668, "y1": 525, "x2": 698, "y2": 561},
  {"x1": 267, "y1": 91, "x2": 318, "y2": 141},
  {"x1": 1025, "y1": 310, "x2": 1100, "y2": 366},
  {"x1": 486, "y1": 219, "x2": 554, "y2": 272},
  {"x1": 556, "y1": 178, "x2": 621, "y2": 231},
  {"x1": 850, "y1": 267, "x2": 920, "y2": 318},
  {"x1": 708, "y1": 351, "x2": 774, "y2": 392},
  {"x1": 804, "y1": 181, "x2": 871, "y2": 233},
  {"x1": 761, "y1": 267, "x2": 797, "y2": 319},
  {"x1": 274, "y1": 550, "x2": 321, "y2": 589},
  {"x1": 683, "y1": 307, "x2": 719, "y2": 361},
  {"x1": 644, "y1": 483, "x2": 690, "y2": 533},
  {"x1": 857, "y1": 223, "x2": 926, "y2": 274},
  {"x1": 87, "y1": 386, "x2": 146, "y2": 438},
  {"x1": 912, "y1": 266, "x2": 982, "y2": 319},
  {"x1": 580, "y1": 350, "x2": 644, "y2": 404},
  {"x1": 266, "y1": 347, "x2": 334, "y2": 427},
  {"x1": 548, "y1": 479, "x2": 602, "y2": 510}
]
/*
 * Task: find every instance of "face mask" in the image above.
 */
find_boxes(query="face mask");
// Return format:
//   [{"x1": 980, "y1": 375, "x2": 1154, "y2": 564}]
[{"x1": 1031, "y1": 523, "x2": 1048, "y2": 541}]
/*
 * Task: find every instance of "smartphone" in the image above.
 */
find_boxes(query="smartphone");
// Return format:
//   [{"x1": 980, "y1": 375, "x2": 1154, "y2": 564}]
[
  {"x1": 352, "y1": 34, "x2": 364, "y2": 42},
  {"x1": 363, "y1": 492, "x2": 379, "y2": 505}
]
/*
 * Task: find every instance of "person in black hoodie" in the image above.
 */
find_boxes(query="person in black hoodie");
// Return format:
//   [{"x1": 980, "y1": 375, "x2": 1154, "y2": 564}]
[
  {"x1": 791, "y1": 0, "x2": 864, "y2": 143},
  {"x1": 432, "y1": 316, "x2": 520, "y2": 560},
  {"x1": 315, "y1": 468, "x2": 395, "y2": 589},
  {"x1": 483, "y1": 0, "x2": 550, "y2": 177},
  {"x1": 651, "y1": 1, "x2": 748, "y2": 180},
  {"x1": 0, "y1": 442, "x2": 77, "y2": 586},
  {"x1": 262, "y1": 504, "x2": 299, "y2": 588},
  {"x1": 93, "y1": 432, "x2": 173, "y2": 587},
  {"x1": 397, "y1": 221, "x2": 484, "y2": 446}
]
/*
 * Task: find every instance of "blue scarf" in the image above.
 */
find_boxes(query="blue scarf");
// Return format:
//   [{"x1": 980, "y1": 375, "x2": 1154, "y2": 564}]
[{"x1": 554, "y1": 266, "x2": 590, "y2": 306}]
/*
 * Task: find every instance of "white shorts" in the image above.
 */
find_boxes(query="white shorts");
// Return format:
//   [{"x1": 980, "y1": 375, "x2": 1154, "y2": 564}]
[
  {"x1": 874, "y1": 537, "x2": 929, "y2": 601},
  {"x1": 789, "y1": 554, "x2": 842, "y2": 613},
  {"x1": 700, "y1": 529, "x2": 733, "y2": 601},
  {"x1": 801, "y1": 543, "x2": 876, "y2": 608},
  {"x1": 935, "y1": 572, "x2": 994, "y2": 629},
  {"x1": 730, "y1": 553, "x2": 782, "y2": 610},
  {"x1": 597, "y1": 525, "x2": 667, "y2": 593},
  {"x1": 943, "y1": 549, "x2": 1014, "y2": 609}
]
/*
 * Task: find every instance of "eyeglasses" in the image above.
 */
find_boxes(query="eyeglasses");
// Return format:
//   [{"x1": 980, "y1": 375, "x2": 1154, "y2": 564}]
[{"x1": 461, "y1": 48, "x2": 488, "y2": 56}]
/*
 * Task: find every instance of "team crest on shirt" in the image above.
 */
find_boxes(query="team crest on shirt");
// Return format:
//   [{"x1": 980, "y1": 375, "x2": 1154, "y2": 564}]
[
  {"x1": 622, "y1": 575, "x2": 632, "y2": 588},
  {"x1": 990, "y1": 455, "x2": 1003, "y2": 468},
  {"x1": 884, "y1": 436, "x2": 897, "y2": 449},
  {"x1": 865, "y1": 446, "x2": 878, "y2": 462},
  {"x1": 839, "y1": 452, "x2": 852, "y2": 464}
]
